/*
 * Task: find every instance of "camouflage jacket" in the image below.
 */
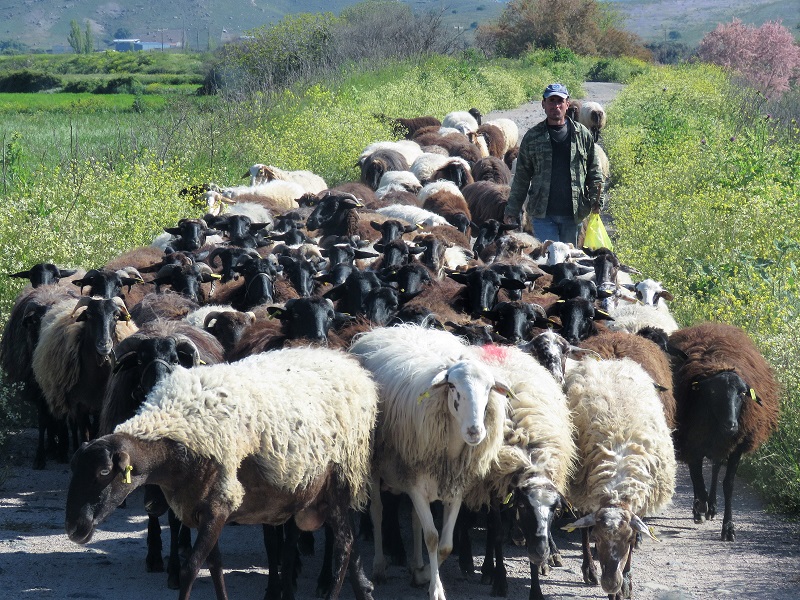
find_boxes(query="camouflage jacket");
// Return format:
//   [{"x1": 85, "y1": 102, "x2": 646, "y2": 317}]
[{"x1": 505, "y1": 117, "x2": 604, "y2": 224}]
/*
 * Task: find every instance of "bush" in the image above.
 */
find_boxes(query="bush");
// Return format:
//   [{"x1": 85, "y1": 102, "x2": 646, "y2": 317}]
[
  {"x1": 0, "y1": 70, "x2": 61, "y2": 92},
  {"x1": 585, "y1": 57, "x2": 649, "y2": 83},
  {"x1": 95, "y1": 76, "x2": 144, "y2": 95}
]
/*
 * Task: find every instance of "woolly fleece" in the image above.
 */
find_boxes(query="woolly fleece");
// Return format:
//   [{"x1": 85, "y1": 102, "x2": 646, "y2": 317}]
[
  {"x1": 115, "y1": 347, "x2": 378, "y2": 515},
  {"x1": 565, "y1": 357, "x2": 676, "y2": 516}
]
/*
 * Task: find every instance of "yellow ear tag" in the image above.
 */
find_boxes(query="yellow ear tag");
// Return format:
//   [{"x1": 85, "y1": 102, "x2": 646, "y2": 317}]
[
  {"x1": 503, "y1": 492, "x2": 513, "y2": 505},
  {"x1": 648, "y1": 526, "x2": 661, "y2": 542},
  {"x1": 417, "y1": 391, "x2": 431, "y2": 404},
  {"x1": 122, "y1": 465, "x2": 133, "y2": 484},
  {"x1": 750, "y1": 388, "x2": 757, "y2": 401},
  {"x1": 198, "y1": 359, "x2": 207, "y2": 365},
  {"x1": 561, "y1": 524, "x2": 577, "y2": 533}
]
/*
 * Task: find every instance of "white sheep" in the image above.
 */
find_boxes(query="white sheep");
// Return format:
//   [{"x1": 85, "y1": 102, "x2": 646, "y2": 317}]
[
  {"x1": 577, "y1": 100, "x2": 607, "y2": 142},
  {"x1": 417, "y1": 180, "x2": 464, "y2": 204},
  {"x1": 563, "y1": 357, "x2": 677, "y2": 599},
  {"x1": 463, "y1": 344, "x2": 577, "y2": 599},
  {"x1": 360, "y1": 140, "x2": 424, "y2": 168},
  {"x1": 243, "y1": 164, "x2": 327, "y2": 194},
  {"x1": 483, "y1": 118, "x2": 519, "y2": 154},
  {"x1": 376, "y1": 204, "x2": 452, "y2": 228},
  {"x1": 374, "y1": 169, "x2": 423, "y2": 198},
  {"x1": 349, "y1": 324, "x2": 509, "y2": 600},
  {"x1": 65, "y1": 347, "x2": 379, "y2": 600},
  {"x1": 410, "y1": 153, "x2": 471, "y2": 186},
  {"x1": 441, "y1": 110, "x2": 480, "y2": 135},
  {"x1": 605, "y1": 301, "x2": 681, "y2": 335},
  {"x1": 206, "y1": 180, "x2": 305, "y2": 214}
]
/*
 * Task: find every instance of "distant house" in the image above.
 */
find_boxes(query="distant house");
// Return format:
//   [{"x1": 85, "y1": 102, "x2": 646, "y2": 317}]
[
  {"x1": 112, "y1": 30, "x2": 184, "y2": 52},
  {"x1": 113, "y1": 39, "x2": 140, "y2": 52}
]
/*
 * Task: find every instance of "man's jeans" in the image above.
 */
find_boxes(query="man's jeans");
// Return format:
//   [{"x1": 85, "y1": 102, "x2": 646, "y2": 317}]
[{"x1": 532, "y1": 216, "x2": 579, "y2": 245}]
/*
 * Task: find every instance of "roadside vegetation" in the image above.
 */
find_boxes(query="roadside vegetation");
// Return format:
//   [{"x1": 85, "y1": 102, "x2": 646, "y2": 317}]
[{"x1": 0, "y1": 0, "x2": 798, "y2": 513}]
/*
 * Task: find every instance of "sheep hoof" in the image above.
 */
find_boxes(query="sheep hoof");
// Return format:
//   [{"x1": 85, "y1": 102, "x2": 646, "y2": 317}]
[
  {"x1": 538, "y1": 562, "x2": 550, "y2": 576},
  {"x1": 411, "y1": 565, "x2": 430, "y2": 586},
  {"x1": 721, "y1": 521, "x2": 735, "y2": 542},
  {"x1": 706, "y1": 503, "x2": 717, "y2": 521},
  {"x1": 550, "y1": 553, "x2": 563, "y2": 568},
  {"x1": 582, "y1": 563, "x2": 599, "y2": 585},
  {"x1": 693, "y1": 498, "x2": 708, "y2": 523}
]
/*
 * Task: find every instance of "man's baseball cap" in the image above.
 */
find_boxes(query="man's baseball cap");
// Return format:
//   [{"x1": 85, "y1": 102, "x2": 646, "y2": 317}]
[{"x1": 543, "y1": 83, "x2": 569, "y2": 99}]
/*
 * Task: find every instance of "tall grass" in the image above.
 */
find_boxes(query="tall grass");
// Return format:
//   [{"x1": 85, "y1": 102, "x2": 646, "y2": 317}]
[{"x1": 603, "y1": 63, "x2": 800, "y2": 513}]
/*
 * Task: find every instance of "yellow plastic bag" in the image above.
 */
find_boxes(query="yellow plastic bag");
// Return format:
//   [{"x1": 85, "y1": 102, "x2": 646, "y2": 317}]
[{"x1": 583, "y1": 212, "x2": 613, "y2": 251}]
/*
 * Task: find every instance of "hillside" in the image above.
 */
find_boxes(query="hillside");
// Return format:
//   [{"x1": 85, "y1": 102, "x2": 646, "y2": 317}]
[{"x1": 3, "y1": 0, "x2": 798, "y2": 54}]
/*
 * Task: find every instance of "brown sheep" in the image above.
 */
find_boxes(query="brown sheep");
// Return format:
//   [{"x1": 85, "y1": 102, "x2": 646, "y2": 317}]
[
  {"x1": 475, "y1": 123, "x2": 506, "y2": 158},
  {"x1": 471, "y1": 156, "x2": 513, "y2": 185},
  {"x1": 669, "y1": 322, "x2": 780, "y2": 541},
  {"x1": 463, "y1": 181, "x2": 510, "y2": 225},
  {"x1": 578, "y1": 330, "x2": 677, "y2": 428}
]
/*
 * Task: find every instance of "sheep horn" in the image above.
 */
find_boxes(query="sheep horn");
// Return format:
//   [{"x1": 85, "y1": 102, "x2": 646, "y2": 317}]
[
  {"x1": 203, "y1": 311, "x2": 222, "y2": 329},
  {"x1": 111, "y1": 296, "x2": 132, "y2": 321},
  {"x1": 70, "y1": 296, "x2": 95, "y2": 316}
]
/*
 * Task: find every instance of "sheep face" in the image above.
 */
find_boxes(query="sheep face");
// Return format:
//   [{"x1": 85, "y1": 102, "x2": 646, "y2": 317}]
[
  {"x1": 11, "y1": 263, "x2": 77, "y2": 287},
  {"x1": 66, "y1": 436, "x2": 135, "y2": 545},
  {"x1": 511, "y1": 477, "x2": 567, "y2": 566},
  {"x1": 634, "y1": 279, "x2": 674, "y2": 306},
  {"x1": 363, "y1": 286, "x2": 399, "y2": 326},
  {"x1": 270, "y1": 297, "x2": 337, "y2": 343},
  {"x1": 484, "y1": 301, "x2": 545, "y2": 343},
  {"x1": 523, "y1": 330, "x2": 571, "y2": 384},
  {"x1": 430, "y1": 360, "x2": 506, "y2": 446},
  {"x1": 688, "y1": 370, "x2": 749, "y2": 447},
  {"x1": 568, "y1": 507, "x2": 653, "y2": 596}
]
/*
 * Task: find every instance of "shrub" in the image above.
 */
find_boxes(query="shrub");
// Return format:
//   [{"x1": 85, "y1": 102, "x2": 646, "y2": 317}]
[{"x1": 0, "y1": 70, "x2": 61, "y2": 92}]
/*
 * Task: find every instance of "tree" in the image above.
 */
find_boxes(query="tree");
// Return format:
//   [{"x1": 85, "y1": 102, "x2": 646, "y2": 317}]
[
  {"x1": 67, "y1": 19, "x2": 85, "y2": 53},
  {"x1": 475, "y1": 0, "x2": 648, "y2": 59},
  {"x1": 67, "y1": 19, "x2": 94, "y2": 54},
  {"x1": 698, "y1": 19, "x2": 800, "y2": 96},
  {"x1": 114, "y1": 27, "x2": 132, "y2": 39},
  {"x1": 84, "y1": 21, "x2": 94, "y2": 53}
]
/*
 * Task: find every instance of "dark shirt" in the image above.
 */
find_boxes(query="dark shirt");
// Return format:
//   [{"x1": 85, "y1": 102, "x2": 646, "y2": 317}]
[{"x1": 547, "y1": 122, "x2": 573, "y2": 216}]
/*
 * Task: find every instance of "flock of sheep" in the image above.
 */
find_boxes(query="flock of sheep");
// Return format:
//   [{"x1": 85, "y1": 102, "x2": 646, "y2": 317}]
[{"x1": 1, "y1": 101, "x2": 780, "y2": 600}]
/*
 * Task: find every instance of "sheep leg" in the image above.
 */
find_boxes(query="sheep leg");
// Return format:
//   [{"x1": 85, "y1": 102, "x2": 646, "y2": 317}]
[
  {"x1": 486, "y1": 508, "x2": 508, "y2": 597},
  {"x1": 280, "y1": 519, "x2": 301, "y2": 600},
  {"x1": 145, "y1": 513, "x2": 165, "y2": 573},
  {"x1": 688, "y1": 457, "x2": 709, "y2": 523},
  {"x1": 707, "y1": 460, "x2": 723, "y2": 521},
  {"x1": 619, "y1": 541, "x2": 634, "y2": 599},
  {"x1": 439, "y1": 494, "x2": 462, "y2": 565},
  {"x1": 548, "y1": 533, "x2": 563, "y2": 567},
  {"x1": 262, "y1": 525, "x2": 283, "y2": 600},
  {"x1": 408, "y1": 489, "x2": 447, "y2": 600},
  {"x1": 528, "y1": 559, "x2": 544, "y2": 600},
  {"x1": 368, "y1": 477, "x2": 388, "y2": 583},
  {"x1": 721, "y1": 447, "x2": 744, "y2": 542},
  {"x1": 581, "y1": 527, "x2": 599, "y2": 585},
  {"x1": 383, "y1": 492, "x2": 407, "y2": 567},
  {"x1": 315, "y1": 523, "x2": 334, "y2": 598},
  {"x1": 33, "y1": 401, "x2": 50, "y2": 470},
  {"x1": 179, "y1": 513, "x2": 227, "y2": 600},
  {"x1": 168, "y1": 510, "x2": 188, "y2": 590},
  {"x1": 410, "y1": 505, "x2": 429, "y2": 585},
  {"x1": 479, "y1": 506, "x2": 496, "y2": 584},
  {"x1": 454, "y1": 506, "x2": 476, "y2": 576},
  {"x1": 206, "y1": 541, "x2": 228, "y2": 600}
]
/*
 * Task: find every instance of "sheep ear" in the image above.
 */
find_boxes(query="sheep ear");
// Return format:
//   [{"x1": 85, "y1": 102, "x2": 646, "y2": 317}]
[
  {"x1": 370, "y1": 221, "x2": 382, "y2": 231},
  {"x1": 492, "y1": 377, "x2": 514, "y2": 398},
  {"x1": 562, "y1": 513, "x2": 596, "y2": 532},
  {"x1": 9, "y1": 269, "x2": 32, "y2": 278},
  {"x1": 658, "y1": 290, "x2": 675, "y2": 301},
  {"x1": 113, "y1": 451, "x2": 131, "y2": 474},
  {"x1": 429, "y1": 369, "x2": 449, "y2": 388}
]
